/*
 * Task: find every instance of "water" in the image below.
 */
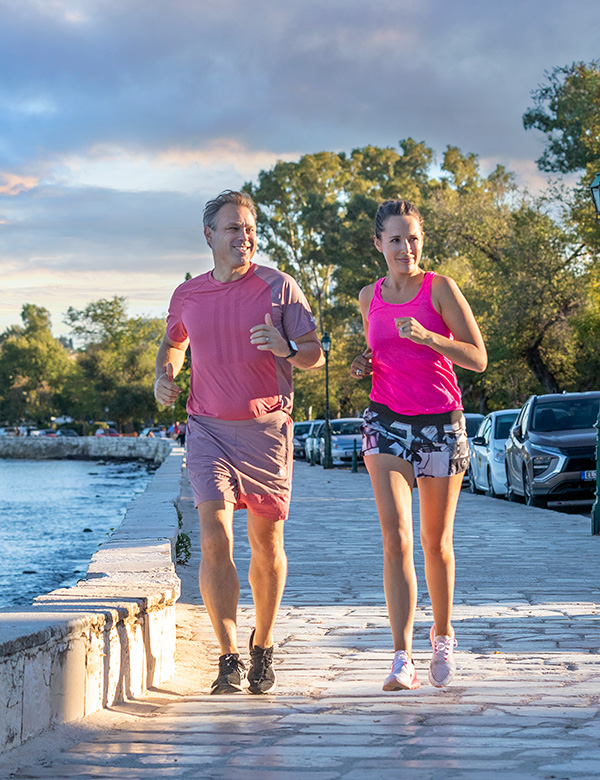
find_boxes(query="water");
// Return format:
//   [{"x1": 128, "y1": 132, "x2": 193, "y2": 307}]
[{"x1": 0, "y1": 459, "x2": 154, "y2": 610}]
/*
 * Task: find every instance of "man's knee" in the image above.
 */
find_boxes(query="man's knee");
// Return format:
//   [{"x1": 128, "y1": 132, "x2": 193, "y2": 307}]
[{"x1": 198, "y1": 501, "x2": 234, "y2": 562}]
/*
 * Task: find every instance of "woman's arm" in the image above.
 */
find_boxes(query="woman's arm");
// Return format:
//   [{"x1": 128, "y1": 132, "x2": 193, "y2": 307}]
[{"x1": 350, "y1": 284, "x2": 375, "y2": 378}]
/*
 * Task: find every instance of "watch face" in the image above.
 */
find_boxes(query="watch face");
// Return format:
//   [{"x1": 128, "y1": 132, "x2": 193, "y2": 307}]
[{"x1": 288, "y1": 340, "x2": 298, "y2": 356}]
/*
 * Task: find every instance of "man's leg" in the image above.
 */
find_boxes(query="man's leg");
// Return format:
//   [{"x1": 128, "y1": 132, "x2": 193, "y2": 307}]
[
  {"x1": 197, "y1": 499, "x2": 239, "y2": 655},
  {"x1": 247, "y1": 511, "x2": 287, "y2": 650}
]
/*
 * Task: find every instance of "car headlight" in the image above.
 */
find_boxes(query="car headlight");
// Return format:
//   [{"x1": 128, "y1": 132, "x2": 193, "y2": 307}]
[
  {"x1": 493, "y1": 448, "x2": 505, "y2": 463},
  {"x1": 529, "y1": 445, "x2": 565, "y2": 481},
  {"x1": 532, "y1": 455, "x2": 554, "y2": 477}
]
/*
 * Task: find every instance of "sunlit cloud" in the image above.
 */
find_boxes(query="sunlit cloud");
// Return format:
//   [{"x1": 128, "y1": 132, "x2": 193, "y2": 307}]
[{"x1": 0, "y1": 173, "x2": 40, "y2": 195}]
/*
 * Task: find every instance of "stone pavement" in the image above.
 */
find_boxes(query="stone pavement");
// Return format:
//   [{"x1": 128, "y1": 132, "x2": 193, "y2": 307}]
[{"x1": 3, "y1": 460, "x2": 600, "y2": 779}]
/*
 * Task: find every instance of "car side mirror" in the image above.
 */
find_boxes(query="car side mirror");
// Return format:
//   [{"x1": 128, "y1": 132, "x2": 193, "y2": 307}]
[{"x1": 472, "y1": 436, "x2": 486, "y2": 446}]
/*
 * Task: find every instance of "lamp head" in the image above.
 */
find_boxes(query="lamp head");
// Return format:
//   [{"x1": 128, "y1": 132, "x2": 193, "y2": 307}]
[{"x1": 321, "y1": 333, "x2": 331, "y2": 353}]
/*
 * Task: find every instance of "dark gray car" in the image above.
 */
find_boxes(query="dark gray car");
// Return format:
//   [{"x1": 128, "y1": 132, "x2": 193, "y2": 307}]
[{"x1": 504, "y1": 392, "x2": 600, "y2": 507}]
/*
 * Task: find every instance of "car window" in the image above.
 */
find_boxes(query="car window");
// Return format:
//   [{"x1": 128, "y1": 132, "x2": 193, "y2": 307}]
[
  {"x1": 532, "y1": 398, "x2": 600, "y2": 431},
  {"x1": 294, "y1": 423, "x2": 311, "y2": 436},
  {"x1": 330, "y1": 421, "x2": 362, "y2": 435},
  {"x1": 494, "y1": 413, "x2": 518, "y2": 439},
  {"x1": 480, "y1": 418, "x2": 492, "y2": 442},
  {"x1": 465, "y1": 416, "x2": 484, "y2": 438}
]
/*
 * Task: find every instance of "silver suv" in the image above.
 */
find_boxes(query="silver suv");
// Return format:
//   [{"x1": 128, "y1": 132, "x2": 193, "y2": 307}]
[{"x1": 504, "y1": 392, "x2": 600, "y2": 507}]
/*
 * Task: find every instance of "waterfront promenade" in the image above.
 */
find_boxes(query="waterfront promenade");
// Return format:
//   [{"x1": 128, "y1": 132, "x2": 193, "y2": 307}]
[{"x1": 2, "y1": 460, "x2": 600, "y2": 778}]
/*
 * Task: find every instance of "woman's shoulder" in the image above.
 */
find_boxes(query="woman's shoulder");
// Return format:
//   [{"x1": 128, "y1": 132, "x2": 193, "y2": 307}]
[{"x1": 359, "y1": 281, "x2": 378, "y2": 304}]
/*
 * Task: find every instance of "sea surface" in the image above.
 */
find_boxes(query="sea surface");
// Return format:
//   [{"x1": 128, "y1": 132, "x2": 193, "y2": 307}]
[{"x1": 0, "y1": 459, "x2": 154, "y2": 610}]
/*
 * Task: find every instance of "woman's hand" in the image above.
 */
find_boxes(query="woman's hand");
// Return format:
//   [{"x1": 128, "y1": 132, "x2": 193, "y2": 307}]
[
  {"x1": 351, "y1": 349, "x2": 373, "y2": 379},
  {"x1": 394, "y1": 316, "x2": 429, "y2": 344}
]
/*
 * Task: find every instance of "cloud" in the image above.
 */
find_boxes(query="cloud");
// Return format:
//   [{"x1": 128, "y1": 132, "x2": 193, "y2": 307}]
[{"x1": 1, "y1": 0, "x2": 600, "y2": 338}]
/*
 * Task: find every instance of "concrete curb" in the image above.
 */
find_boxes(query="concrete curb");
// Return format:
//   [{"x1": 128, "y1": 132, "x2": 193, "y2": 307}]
[
  {"x1": 0, "y1": 446, "x2": 183, "y2": 753},
  {"x1": 0, "y1": 437, "x2": 173, "y2": 463}
]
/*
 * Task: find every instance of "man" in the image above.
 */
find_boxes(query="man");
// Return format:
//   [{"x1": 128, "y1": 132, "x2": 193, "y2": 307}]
[{"x1": 154, "y1": 190, "x2": 323, "y2": 695}]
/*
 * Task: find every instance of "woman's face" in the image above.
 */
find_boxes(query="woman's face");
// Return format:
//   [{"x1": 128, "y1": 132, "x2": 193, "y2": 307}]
[{"x1": 374, "y1": 215, "x2": 423, "y2": 275}]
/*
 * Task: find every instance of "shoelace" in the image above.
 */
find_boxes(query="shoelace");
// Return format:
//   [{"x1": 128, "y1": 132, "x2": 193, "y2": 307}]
[
  {"x1": 433, "y1": 636, "x2": 456, "y2": 661},
  {"x1": 251, "y1": 647, "x2": 273, "y2": 681},
  {"x1": 220, "y1": 653, "x2": 242, "y2": 674}
]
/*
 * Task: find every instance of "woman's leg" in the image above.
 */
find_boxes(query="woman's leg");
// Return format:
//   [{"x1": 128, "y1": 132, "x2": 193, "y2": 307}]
[
  {"x1": 417, "y1": 473, "x2": 463, "y2": 637},
  {"x1": 365, "y1": 453, "x2": 417, "y2": 654}
]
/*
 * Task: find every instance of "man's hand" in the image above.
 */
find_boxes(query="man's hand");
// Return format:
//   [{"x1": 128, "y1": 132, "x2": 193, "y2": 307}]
[
  {"x1": 154, "y1": 362, "x2": 182, "y2": 406},
  {"x1": 351, "y1": 348, "x2": 373, "y2": 379},
  {"x1": 250, "y1": 313, "x2": 290, "y2": 357}
]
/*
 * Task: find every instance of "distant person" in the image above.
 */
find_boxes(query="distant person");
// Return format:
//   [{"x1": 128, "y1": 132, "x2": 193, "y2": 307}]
[
  {"x1": 351, "y1": 199, "x2": 487, "y2": 690},
  {"x1": 154, "y1": 190, "x2": 324, "y2": 695}
]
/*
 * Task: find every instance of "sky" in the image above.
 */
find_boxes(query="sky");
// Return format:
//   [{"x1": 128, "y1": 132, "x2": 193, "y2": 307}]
[{"x1": 1, "y1": 0, "x2": 599, "y2": 338}]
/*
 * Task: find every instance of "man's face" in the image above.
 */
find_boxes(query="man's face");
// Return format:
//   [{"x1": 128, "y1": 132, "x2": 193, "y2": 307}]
[{"x1": 204, "y1": 203, "x2": 257, "y2": 271}]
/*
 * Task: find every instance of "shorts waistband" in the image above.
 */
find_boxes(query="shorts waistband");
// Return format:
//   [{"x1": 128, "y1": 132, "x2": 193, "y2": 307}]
[
  {"x1": 368, "y1": 401, "x2": 464, "y2": 427},
  {"x1": 188, "y1": 410, "x2": 289, "y2": 428}
]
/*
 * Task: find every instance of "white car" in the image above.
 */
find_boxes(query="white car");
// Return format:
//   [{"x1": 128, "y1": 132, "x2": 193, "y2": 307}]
[
  {"x1": 318, "y1": 417, "x2": 363, "y2": 467},
  {"x1": 468, "y1": 409, "x2": 520, "y2": 497},
  {"x1": 304, "y1": 420, "x2": 325, "y2": 464}
]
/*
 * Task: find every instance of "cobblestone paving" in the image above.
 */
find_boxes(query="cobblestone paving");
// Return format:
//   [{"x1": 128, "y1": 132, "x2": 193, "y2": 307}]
[{"x1": 5, "y1": 461, "x2": 600, "y2": 778}]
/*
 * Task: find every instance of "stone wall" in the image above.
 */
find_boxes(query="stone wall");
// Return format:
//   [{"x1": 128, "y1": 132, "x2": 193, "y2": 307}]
[
  {"x1": 0, "y1": 446, "x2": 183, "y2": 753},
  {"x1": 0, "y1": 436, "x2": 172, "y2": 464}
]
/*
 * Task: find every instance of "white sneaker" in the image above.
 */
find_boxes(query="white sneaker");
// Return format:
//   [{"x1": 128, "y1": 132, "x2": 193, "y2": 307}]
[
  {"x1": 428, "y1": 626, "x2": 457, "y2": 687},
  {"x1": 382, "y1": 650, "x2": 421, "y2": 691}
]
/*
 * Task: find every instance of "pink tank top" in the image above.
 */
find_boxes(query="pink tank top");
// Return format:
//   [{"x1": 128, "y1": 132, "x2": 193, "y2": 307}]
[{"x1": 368, "y1": 271, "x2": 463, "y2": 416}]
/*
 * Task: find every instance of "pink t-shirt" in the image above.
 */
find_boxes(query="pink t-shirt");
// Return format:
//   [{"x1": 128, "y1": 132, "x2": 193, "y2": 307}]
[
  {"x1": 166, "y1": 263, "x2": 316, "y2": 420},
  {"x1": 368, "y1": 271, "x2": 463, "y2": 416}
]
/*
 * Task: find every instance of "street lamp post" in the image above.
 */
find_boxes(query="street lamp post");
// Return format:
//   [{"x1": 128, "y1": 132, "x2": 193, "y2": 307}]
[
  {"x1": 321, "y1": 333, "x2": 333, "y2": 469},
  {"x1": 590, "y1": 173, "x2": 600, "y2": 535}
]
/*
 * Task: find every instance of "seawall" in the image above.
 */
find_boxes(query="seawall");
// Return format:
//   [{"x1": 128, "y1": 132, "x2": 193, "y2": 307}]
[
  {"x1": 0, "y1": 436, "x2": 172, "y2": 464},
  {"x1": 0, "y1": 445, "x2": 183, "y2": 753}
]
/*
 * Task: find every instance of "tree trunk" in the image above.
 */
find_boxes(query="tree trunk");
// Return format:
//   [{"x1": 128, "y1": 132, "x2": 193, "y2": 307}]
[{"x1": 524, "y1": 344, "x2": 561, "y2": 393}]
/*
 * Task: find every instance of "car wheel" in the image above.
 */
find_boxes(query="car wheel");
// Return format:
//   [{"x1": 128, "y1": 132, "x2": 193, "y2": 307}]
[
  {"x1": 523, "y1": 469, "x2": 546, "y2": 508},
  {"x1": 468, "y1": 467, "x2": 483, "y2": 494},
  {"x1": 486, "y1": 466, "x2": 499, "y2": 499}
]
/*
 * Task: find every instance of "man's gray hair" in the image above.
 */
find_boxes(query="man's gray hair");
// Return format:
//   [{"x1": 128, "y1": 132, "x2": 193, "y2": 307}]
[{"x1": 203, "y1": 190, "x2": 257, "y2": 230}]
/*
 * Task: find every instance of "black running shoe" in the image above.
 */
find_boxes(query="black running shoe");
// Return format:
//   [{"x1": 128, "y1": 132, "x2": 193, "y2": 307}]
[
  {"x1": 247, "y1": 628, "x2": 277, "y2": 695},
  {"x1": 210, "y1": 653, "x2": 246, "y2": 695}
]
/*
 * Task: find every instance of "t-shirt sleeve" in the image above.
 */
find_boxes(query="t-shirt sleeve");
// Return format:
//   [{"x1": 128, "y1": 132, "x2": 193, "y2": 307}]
[
  {"x1": 281, "y1": 276, "x2": 317, "y2": 340},
  {"x1": 166, "y1": 285, "x2": 189, "y2": 344}
]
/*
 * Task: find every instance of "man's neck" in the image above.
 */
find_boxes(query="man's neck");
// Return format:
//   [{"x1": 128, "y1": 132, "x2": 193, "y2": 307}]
[{"x1": 211, "y1": 261, "x2": 253, "y2": 283}]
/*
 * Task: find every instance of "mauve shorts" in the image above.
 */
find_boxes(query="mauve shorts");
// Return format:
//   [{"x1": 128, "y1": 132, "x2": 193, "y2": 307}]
[{"x1": 186, "y1": 411, "x2": 293, "y2": 521}]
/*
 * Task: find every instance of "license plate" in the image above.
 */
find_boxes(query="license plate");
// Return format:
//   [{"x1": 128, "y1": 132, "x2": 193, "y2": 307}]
[{"x1": 582, "y1": 470, "x2": 597, "y2": 480}]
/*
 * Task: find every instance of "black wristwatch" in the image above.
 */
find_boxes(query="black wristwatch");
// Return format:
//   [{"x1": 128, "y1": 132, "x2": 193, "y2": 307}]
[{"x1": 285, "y1": 339, "x2": 298, "y2": 358}]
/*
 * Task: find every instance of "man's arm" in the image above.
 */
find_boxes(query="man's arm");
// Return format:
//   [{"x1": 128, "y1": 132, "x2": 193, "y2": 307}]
[
  {"x1": 154, "y1": 334, "x2": 189, "y2": 406},
  {"x1": 249, "y1": 314, "x2": 324, "y2": 369}
]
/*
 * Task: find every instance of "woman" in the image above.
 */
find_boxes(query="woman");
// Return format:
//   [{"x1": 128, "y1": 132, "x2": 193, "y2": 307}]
[{"x1": 351, "y1": 199, "x2": 487, "y2": 690}]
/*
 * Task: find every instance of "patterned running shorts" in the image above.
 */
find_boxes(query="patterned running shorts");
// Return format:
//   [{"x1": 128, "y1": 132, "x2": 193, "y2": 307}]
[{"x1": 361, "y1": 403, "x2": 470, "y2": 479}]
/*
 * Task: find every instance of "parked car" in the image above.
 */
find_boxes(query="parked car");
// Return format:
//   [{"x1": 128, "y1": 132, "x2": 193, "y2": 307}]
[
  {"x1": 139, "y1": 427, "x2": 165, "y2": 438},
  {"x1": 39, "y1": 429, "x2": 58, "y2": 437},
  {"x1": 318, "y1": 417, "x2": 364, "y2": 467},
  {"x1": 504, "y1": 392, "x2": 600, "y2": 507},
  {"x1": 292, "y1": 421, "x2": 312, "y2": 459},
  {"x1": 461, "y1": 413, "x2": 485, "y2": 486},
  {"x1": 304, "y1": 420, "x2": 325, "y2": 464},
  {"x1": 0, "y1": 426, "x2": 19, "y2": 437},
  {"x1": 468, "y1": 409, "x2": 520, "y2": 497},
  {"x1": 57, "y1": 428, "x2": 79, "y2": 437}
]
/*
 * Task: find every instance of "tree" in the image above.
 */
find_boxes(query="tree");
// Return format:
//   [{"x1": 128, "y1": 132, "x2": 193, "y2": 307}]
[
  {"x1": 0, "y1": 305, "x2": 77, "y2": 423},
  {"x1": 427, "y1": 149, "x2": 585, "y2": 401},
  {"x1": 523, "y1": 60, "x2": 600, "y2": 174},
  {"x1": 64, "y1": 298, "x2": 175, "y2": 429}
]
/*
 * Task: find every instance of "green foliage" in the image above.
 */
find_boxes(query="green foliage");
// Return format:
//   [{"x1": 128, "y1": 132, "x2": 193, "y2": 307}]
[
  {"x1": 523, "y1": 60, "x2": 600, "y2": 174},
  {"x1": 0, "y1": 305, "x2": 78, "y2": 423}
]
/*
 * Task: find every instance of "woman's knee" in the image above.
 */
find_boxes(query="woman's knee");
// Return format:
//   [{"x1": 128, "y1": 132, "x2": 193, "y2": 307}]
[{"x1": 421, "y1": 531, "x2": 454, "y2": 561}]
